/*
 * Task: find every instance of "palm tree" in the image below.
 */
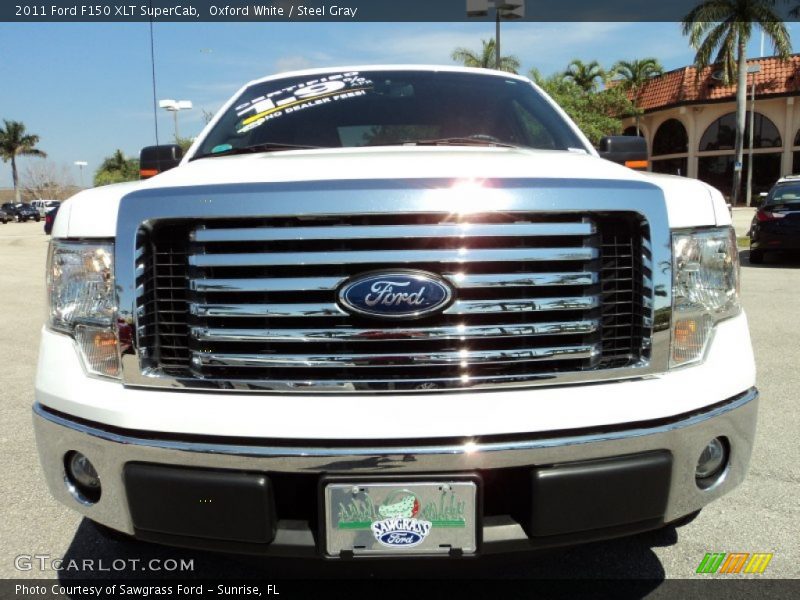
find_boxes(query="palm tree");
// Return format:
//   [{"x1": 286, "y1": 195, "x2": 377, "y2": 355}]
[
  {"x1": 562, "y1": 59, "x2": 605, "y2": 92},
  {"x1": 0, "y1": 120, "x2": 46, "y2": 204},
  {"x1": 451, "y1": 38, "x2": 520, "y2": 74},
  {"x1": 611, "y1": 58, "x2": 664, "y2": 135},
  {"x1": 682, "y1": 0, "x2": 791, "y2": 205},
  {"x1": 94, "y1": 149, "x2": 139, "y2": 186},
  {"x1": 99, "y1": 149, "x2": 128, "y2": 173}
]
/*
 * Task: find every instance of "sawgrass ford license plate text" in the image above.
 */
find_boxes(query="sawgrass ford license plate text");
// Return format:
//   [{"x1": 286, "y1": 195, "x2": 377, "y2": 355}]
[{"x1": 325, "y1": 481, "x2": 477, "y2": 556}]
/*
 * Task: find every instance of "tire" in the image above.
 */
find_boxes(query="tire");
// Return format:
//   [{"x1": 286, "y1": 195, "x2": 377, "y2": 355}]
[
  {"x1": 749, "y1": 249, "x2": 764, "y2": 264},
  {"x1": 34, "y1": 215, "x2": 41, "y2": 222}
]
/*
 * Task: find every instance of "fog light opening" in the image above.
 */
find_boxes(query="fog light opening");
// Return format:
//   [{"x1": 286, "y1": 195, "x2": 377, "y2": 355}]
[
  {"x1": 695, "y1": 437, "x2": 729, "y2": 489},
  {"x1": 64, "y1": 451, "x2": 101, "y2": 505}
]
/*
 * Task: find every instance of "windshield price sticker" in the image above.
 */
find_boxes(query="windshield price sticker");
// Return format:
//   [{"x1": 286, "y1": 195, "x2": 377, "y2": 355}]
[{"x1": 235, "y1": 72, "x2": 372, "y2": 133}]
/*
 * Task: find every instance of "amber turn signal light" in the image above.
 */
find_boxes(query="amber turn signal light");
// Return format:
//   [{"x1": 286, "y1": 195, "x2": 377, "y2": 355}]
[{"x1": 624, "y1": 160, "x2": 649, "y2": 169}]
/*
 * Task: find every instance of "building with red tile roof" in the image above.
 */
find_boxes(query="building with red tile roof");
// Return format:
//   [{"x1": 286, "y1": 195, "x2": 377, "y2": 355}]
[{"x1": 616, "y1": 55, "x2": 800, "y2": 203}]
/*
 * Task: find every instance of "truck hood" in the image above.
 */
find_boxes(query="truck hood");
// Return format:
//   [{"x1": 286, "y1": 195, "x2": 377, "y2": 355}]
[{"x1": 55, "y1": 147, "x2": 728, "y2": 238}]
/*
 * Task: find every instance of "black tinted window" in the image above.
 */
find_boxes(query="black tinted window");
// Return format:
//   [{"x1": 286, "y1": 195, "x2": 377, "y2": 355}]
[
  {"x1": 196, "y1": 70, "x2": 583, "y2": 156},
  {"x1": 768, "y1": 185, "x2": 800, "y2": 205}
]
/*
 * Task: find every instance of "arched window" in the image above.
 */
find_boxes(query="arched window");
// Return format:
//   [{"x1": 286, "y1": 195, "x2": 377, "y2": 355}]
[
  {"x1": 699, "y1": 112, "x2": 781, "y2": 151},
  {"x1": 790, "y1": 129, "x2": 800, "y2": 173},
  {"x1": 623, "y1": 126, "x2": 644, "y2": 137},
  {"x1": 652, "y1": 119, "x2": 688, "y2": 156}
]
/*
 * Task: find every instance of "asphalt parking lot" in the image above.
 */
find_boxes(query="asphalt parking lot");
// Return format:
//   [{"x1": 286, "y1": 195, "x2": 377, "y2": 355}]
[{"x1": 0, "y1": 219, "x2": 798, "y2": 584}]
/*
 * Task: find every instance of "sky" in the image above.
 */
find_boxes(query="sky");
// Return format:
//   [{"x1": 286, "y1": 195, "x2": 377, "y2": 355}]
[{"x1": 1, "y1": 20, "x2": 798, "y2": 189}]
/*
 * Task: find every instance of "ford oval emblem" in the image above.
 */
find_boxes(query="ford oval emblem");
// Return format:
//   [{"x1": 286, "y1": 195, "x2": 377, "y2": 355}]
[
  {"x1": 338, "y1": 270, "x2": 454, "y2": 319},
  {"x1": 378, "y1": 530, "x2": 424, "y2": 547},
  {"x1": 371, "y1": 516, "x2": 433, "y2": 548}
]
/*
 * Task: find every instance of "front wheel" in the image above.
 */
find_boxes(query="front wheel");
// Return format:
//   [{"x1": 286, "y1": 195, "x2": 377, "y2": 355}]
[{"x1": 749, "y1": 249, "x2": 764, "y2": 264}]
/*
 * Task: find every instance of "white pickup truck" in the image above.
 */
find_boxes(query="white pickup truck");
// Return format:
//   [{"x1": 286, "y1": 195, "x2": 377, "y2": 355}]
[{"x1": 34, "y1": 66, "x2": 756, "y2": 558}]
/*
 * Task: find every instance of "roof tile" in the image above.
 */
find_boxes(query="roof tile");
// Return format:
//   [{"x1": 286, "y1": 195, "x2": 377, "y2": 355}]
[{"x1": 618, "y1": 55, "x2": 800, "y2": 112}]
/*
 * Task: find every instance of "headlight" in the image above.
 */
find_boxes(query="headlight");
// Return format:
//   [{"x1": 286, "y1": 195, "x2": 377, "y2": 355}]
[
  {"x1": 671, "y1": 227, "x2": 740, "y2": 367},
  {"x1": 46, "y1": 241, "x2": 120, "y2": 378}
]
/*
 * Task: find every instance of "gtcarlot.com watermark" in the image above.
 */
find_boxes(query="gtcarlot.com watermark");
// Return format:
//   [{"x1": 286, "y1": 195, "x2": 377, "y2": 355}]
[{"x1": 15, "y1": 554, "x2": 194, "y2": 572}]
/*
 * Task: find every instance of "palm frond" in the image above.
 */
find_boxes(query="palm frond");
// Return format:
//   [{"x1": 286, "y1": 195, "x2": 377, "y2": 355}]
[{"x1": 451, "y1": 48, "x2": 481, "y2": 67}]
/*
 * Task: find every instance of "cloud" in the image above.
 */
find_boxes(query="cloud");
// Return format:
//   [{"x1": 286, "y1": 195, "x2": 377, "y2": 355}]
[
  {"x1": 333, "y1": 22, "x2": 692, "y2": 76},
  {"x1": 339, "y1": 23, "x2": 627, "y2": 67},
  {"x1": 184, "y1": 81, "x2": 243, "y2": 95},
  {"x1": 273, "y1": 55, "x2": 315, "y2": 73}
]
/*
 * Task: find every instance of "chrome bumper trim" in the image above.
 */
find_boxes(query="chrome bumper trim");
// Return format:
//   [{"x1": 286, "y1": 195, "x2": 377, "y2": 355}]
[
  {"x1": 34, "y1": 388, "x2": 756, "y2": 460},
  {"x1": 33, "y1": 388, "x2": 758, "y2": 537}
]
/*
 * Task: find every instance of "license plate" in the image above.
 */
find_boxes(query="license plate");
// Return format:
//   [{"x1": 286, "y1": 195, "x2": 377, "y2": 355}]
[{"x1": 324, "y1": 480, "x2": 477, "y2": 556}]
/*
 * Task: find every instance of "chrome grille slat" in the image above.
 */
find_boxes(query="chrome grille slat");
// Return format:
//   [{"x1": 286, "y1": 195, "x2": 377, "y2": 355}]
[
  {"x1": 188, "y1": 247, "x2": 598, "y2": 267},
  {"x1": 189, "y1": 296, "x2": 598, "y2": 318},
  {"x1": 447, "y1": 272, "x2": 597, "y2": 288},
  {"x1": 191, "y1": 221, "x2": 596, "y2": 242},
  {"x1": 191, "y1": 320, "x2": 600, "y2": 342},
  {"x1": 444, "y1": 297, "x2": 599, "y2": 314},
  {"x1": 191, "y1": 276, "x2": 345, "y2": 293},
  {"x1": 191, "y1": 303, "x2": 348, "y2": 317},
  {"x1": 189, "y1": 271, "x2": 597, "y2": 293},
  {"x1": 192, "y1": 344, "x2": 599, "y2": 368}
]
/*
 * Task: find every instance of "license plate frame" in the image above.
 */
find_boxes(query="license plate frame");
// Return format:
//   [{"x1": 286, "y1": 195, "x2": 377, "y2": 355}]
[{"x1": 321, "y1": 475, "x2": 480, "y2": 557}]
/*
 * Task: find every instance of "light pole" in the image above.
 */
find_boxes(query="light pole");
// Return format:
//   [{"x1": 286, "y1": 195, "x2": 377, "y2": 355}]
[
  {"x1": 74, "y1": 161, "x2": 88, "y2": 188},
  {"x1": 158, "y1": 99, "x2": 193, "y2": 143},
  {"x1": 466, "y1": 0, "x2": 525, "y2": 70},
  {"x1": 746, "y1": 64, "x2": 761, "y2": 207}
]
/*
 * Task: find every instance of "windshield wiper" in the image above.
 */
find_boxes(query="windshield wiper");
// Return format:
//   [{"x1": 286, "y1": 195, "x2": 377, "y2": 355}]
[
  {"x1": 395, "y1": 136, "x2": 521, "y2": 149},
  {"x1": 192, "y1": 142, "x2": 326, "y2": 160}
]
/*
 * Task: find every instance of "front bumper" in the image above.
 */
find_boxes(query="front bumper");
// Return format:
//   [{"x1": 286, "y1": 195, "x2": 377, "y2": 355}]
[{"x1": 33, "y1": 388, "x2": 758, "y2": 556}]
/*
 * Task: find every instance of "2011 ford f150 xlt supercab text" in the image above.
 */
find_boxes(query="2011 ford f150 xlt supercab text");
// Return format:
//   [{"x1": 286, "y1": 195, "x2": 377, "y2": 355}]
[{"x1": 34, "y1": 66, "x2": 756, "y2": 557}]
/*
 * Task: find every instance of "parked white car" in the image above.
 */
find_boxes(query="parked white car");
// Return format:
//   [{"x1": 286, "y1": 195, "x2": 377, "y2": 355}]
[
  {"x1": 30, "y1": 199, "x2": 60, "y2": 217},
  {"x1": 35, "y1": 66, "x2": 755, "y2": 558}
]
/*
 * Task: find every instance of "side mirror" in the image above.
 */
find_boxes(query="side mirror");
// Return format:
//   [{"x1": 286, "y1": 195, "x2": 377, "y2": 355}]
[
  {"x1": 139, "y1": 144, "x2": 183, "y2": 178},
  {"x1": 598, "y1": 136, "x2": 649, "y2": 170}
]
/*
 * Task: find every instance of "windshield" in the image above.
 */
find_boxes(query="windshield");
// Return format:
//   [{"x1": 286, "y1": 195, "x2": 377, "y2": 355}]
[
  {"x1": 194, "y1": 70, "x2": 586, "y2": 158},
  {"x1": 767, "y1": 185, "x2": 800, "y2": 208}
]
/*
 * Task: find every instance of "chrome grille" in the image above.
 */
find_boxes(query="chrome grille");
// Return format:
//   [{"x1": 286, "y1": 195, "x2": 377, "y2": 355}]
[{"x1": 136, "y1": 212, "x2": 650, "y2": 391}]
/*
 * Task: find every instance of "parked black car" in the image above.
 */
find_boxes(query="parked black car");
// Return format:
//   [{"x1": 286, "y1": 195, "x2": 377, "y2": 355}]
[
  {"x1": 43, "y1": 203, "x2": 60, "y2": 235},
  {"x1": 0, "y1": 202, "x2": 41, "y2": 222},
  {"x1": 749, "y1": 181, "x2": 800, "y2": 263}
]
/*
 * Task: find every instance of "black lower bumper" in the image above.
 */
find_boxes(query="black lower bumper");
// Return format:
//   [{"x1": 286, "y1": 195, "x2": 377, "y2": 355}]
[
  {"x1": 123, "y1": 451, "x2": 672, "y2": 556},
  {"x1": 751, "y1": 228, "x2": 800, "y2": 251}
]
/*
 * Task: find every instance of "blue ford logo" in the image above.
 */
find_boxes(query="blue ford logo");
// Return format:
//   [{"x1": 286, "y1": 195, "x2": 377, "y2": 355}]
[
  {"x1": 371, "y1": 517, "x2": 432, "y2": 548},
  {"x1": 378, "y1": 530, "x2": 424, "y2": 547},
  {"x1": 338, "y1": 270, "x2": 453, "y2": 319}
]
